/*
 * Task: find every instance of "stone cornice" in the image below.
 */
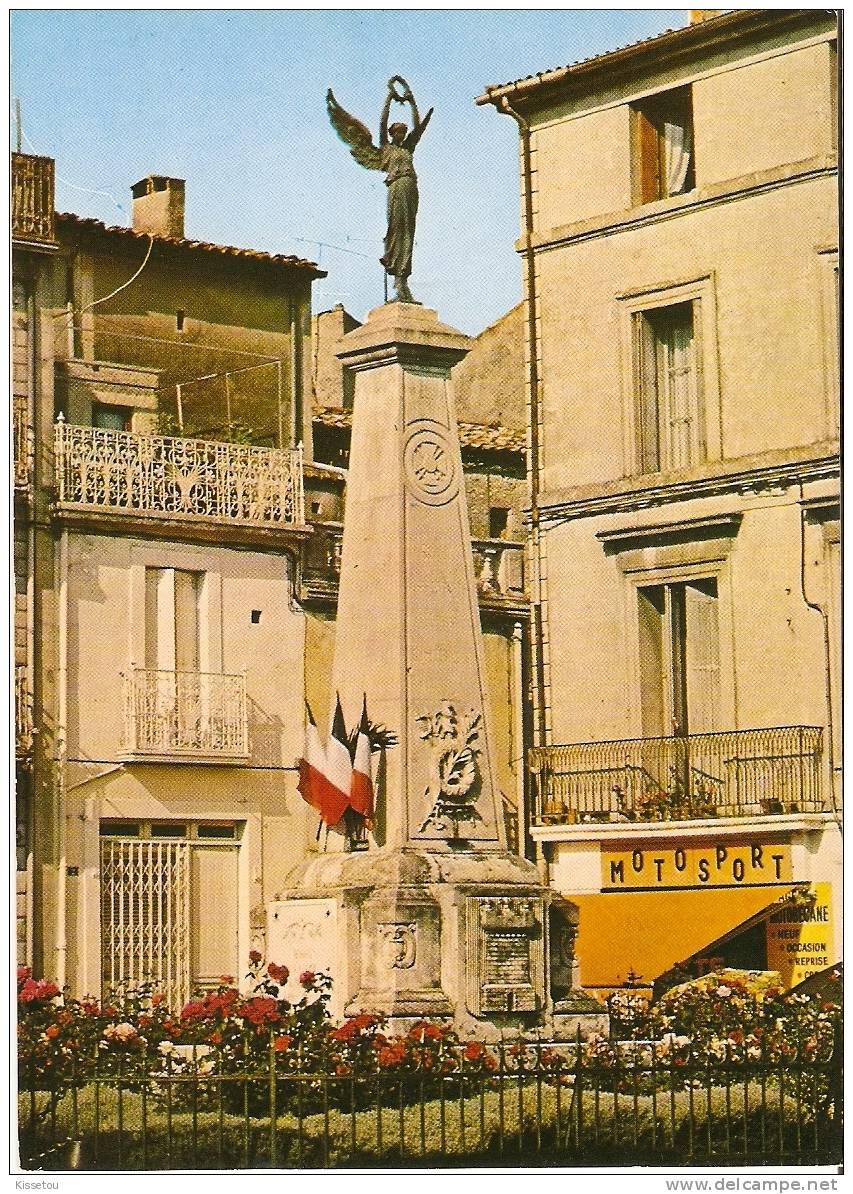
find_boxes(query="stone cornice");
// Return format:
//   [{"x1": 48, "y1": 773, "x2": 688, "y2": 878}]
[
  {"x1": 537, "y1": 443, "x2": 839, "y2": 524},
  {"x1": 51, "y1": 503, "x2": 313, "y2": 553},
  {"x1": 519, "y1": 156, "x2": 837, "y2": 256}
]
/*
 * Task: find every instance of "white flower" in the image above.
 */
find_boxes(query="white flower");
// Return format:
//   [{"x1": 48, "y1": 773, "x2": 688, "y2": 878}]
[
  {"x1": 104, "y1": 1020, "x2": 138, "y2": 1042},
  {"x1": 158, "y1": 1041, "x2": 175, "y2": 1056},
  {"x1": 715, "y1": 985, "x2": 732, "y2": 998}
]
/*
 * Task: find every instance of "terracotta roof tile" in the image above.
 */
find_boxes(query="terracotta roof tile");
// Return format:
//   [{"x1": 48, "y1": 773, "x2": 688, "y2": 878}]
[
  {"x1": 312, "y1": 407, "x2": 525, "y2": 455},
  {"x1": 56, "y1": 211, "x2": 326, "y2": 277},
  {"x1": 476, "y1": 11, "x2": 817, "y2": 104}
]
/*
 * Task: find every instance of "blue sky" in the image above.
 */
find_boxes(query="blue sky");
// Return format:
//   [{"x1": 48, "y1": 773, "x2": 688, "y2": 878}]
[{"x1": 11, "y1": 9, "x2": 684, "y2": 334}]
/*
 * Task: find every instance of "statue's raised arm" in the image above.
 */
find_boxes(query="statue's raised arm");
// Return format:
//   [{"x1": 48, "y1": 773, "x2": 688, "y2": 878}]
[{"x1": 327, "y1": 77, "x2": 432, "y2": 304}]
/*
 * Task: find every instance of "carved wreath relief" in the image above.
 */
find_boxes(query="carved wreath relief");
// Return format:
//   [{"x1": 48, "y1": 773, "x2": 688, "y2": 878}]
[{"x1": 417, "y1": 702, "x2": 483, "y2": 835}]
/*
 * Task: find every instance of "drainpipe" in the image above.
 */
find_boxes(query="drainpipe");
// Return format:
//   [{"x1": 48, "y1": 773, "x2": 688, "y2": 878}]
[
  {"x1": 55, "y1": 528, "x2": 69, "y2": 987},
  {"x1": 798, "y1": 482, "x2": 839, "y2": 826},
  {"x1": 498, "y1": 96, "x2": 548, "y2": 750},
  {"x1": 25, "y1": 288, "x2": 37, "y2": 968}
]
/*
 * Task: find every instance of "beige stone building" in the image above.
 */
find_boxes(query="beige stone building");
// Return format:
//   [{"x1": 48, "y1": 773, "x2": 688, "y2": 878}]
[
  {"x1": 12, "y1": 156, "x2": 531, "y2": 1002},
  {"x1": 479, "y1": 9, "x2": 840, "y2": 999}
]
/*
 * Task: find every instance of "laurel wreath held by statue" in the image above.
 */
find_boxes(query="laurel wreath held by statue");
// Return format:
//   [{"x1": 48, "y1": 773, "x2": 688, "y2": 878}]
[{"x1": 417, "y1": 703, "x2": 483, "y2": 835}]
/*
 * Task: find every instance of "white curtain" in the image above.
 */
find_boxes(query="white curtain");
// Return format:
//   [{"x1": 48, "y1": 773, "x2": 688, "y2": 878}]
[{"x1": 664, "y1": 120, "x2": 692, "y2": 195}]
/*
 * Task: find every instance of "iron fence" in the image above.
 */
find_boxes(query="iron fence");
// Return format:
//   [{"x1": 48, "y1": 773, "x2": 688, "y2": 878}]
[
  {"x1": 19, "y1": 1024, "x2": 841, "y2": 1170},
  {"x1": 530, "y1": 726, "x2": 825, "y2": 826},
  {"x1": 121, "y1": 668, "x2": 249, "y2": 761}
]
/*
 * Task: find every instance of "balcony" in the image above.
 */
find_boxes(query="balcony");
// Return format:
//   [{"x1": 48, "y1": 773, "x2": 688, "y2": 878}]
[
  {"x1": 15, "y1": 665, "x2": 32, "y2": 762},
  {"x1": 121, "y1": 668, "x2": 249, "y2": 764},
  {"x1": 12, "y1": 153, "x2": 56, "y2": 246},
  {"x1": 14, "y1": 395, "x2": 29, "y2": 490},
  {"x1": 54, "y1": 422, "x2": 305, "y2": 531},
  {"x1": 300, "y1": 523, "x2": 527, "y2": 613},
  {"x1": 530, "y1": 726, "x2": 825, "y2": 827}
]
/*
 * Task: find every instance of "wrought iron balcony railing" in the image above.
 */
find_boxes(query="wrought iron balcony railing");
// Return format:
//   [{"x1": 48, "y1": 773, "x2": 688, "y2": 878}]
[
  {"x1": 54, "y1": 422, "x2": 305, "y2": 528},
  {"x1": 121, "y1": 668, "x2": 249, "y2": 762},
  {"x1": 530, "y1": 726, "x2": 825, "y2": 826},
  {"x1": 15, "y1": 665, "x2": 33, "y2": 762},
  {"x1": 14, "y1": 395, "x2": 30, "y2": 490},
  {"x1": 12, "y1": 153, "x2": 56, "y2": 245}
]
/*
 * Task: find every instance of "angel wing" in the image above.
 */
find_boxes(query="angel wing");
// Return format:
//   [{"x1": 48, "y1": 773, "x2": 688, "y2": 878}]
[{"x1": 326, "y1": 89, "x2": 382, "y2": 171}]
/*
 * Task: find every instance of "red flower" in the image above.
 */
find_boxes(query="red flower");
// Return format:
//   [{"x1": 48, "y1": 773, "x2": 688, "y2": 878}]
[
  {"x1": 17, "y1": 966, "x2": 31, "y2": 985},
  {"x1": 207, "y1": 1030, "x2": 223, "y2": 1045},
  {"x1": 463, "y1": 1041, "x2": 485, "y2": 1062},
  {"x1": 18, "y1": 978, "x2": 60, "y2": 1004},
  {"x1": 249, "y1": 950, "x2": 263, "y2": 965},
  {"x1": 299, "y1": 970, "x2": 316, "y2": 988},
  {"x1": 267, "y1": 962, "x2": 289, "y2": 985},
  {"x1": 137, "y1": 1016, "x2": 152, "y2": 1030},
  {"x1": 151, "y1": 992, "x2": 164, "y2": 1007},
  {"x1": 274, "y1": 1034, "x2": 292, "y2": 1053},
  {"x1": 408, "y1": 1020, "x2": 442, "y2": 1042},
  {"x1": 335, "y1": 1062, "x2": 351, "y2": 1077},
  {"x1": 219, "y1": 975, "x2": 234, "y2": 986},
  {"x1": 45, "y1": 1024, "x2": 60, "y2": 1040},
  {"x1": 239, "y1": 996, "x2": 280, "y2": 1027},
  {"x1": 377, "y1": 1041, "x2": 407, "y2": 1068}
]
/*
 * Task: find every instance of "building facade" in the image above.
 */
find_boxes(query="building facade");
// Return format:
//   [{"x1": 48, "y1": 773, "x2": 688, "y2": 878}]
[
  {"x1": 12, "y1": 156, "x2": 532, "y2": 1002},
  {"x1": 480, "y1": 9, "x2": 840, "y2": 999}
]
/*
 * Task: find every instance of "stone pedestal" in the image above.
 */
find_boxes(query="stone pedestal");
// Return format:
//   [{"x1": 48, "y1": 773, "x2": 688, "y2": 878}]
[{"x1": 280, "y1": 303, "x2": 555, "y2": 1036}]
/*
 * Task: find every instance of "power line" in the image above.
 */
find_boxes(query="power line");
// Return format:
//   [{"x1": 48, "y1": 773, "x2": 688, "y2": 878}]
[{"x1": 62, "y1": 321, "x2": 283, "y2": 361}]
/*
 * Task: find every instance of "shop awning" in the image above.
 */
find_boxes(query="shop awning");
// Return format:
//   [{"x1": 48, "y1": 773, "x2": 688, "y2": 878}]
[{"x1": 571, "y1": 885, "x2": 798, "y2": 989}]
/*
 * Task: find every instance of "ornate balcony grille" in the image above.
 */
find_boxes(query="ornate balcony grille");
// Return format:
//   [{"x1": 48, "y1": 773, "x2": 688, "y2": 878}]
[
  {"x1": 12, "y1": 153, "x2": 56, "y2": 244},
  {"x1": 54, "y1": 422, "x2": 305, "y2": 527},
  {"x1": 14, "y1": 395, "x2": 30, "y2": 490},
  {"x1": 15, "y1": 665, "x2": 33, "y2": 761},
  {"x1": 121, "y1": 668, "x2": 249, "y2": 762},
  {"x1": 530, "y1": 726, "x2": 825, "y2": 826}
]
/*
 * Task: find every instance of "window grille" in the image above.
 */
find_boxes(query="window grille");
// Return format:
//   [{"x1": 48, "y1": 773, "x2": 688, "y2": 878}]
[{"x1": 100, "y1": 838, "x2": 191, "y2": 1010}]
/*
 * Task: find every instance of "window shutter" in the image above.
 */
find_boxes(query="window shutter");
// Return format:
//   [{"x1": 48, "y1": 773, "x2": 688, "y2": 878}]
[
  {"x1": 632, "y1": 107, "x2": 661, "y2": 204},
  {"x1": 634, "y1": 313, "x2": 661, "y2": 472},
  {"x1": 638, "y1": 586, "x2": 665, "y2": 737},
  {"x1": 684, "y1": 579, "x2": 720, "y2": 735}
]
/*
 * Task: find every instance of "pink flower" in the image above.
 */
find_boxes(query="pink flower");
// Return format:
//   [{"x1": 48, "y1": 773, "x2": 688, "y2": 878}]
[{"x1": 299, "y1": 970, "x2": 316, "y2": 989}]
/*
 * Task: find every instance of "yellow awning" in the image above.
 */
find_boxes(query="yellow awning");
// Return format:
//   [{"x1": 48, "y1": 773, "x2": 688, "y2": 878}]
[{"x1": 571, "y1": 885, "x2": 797, "y2": 989}]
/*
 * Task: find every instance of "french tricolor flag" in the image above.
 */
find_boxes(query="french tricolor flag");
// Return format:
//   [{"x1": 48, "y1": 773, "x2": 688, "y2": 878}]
[
  {"x1": 349, "y1": 695, "x2": 374, "y2": 820},
  {"x1": 298, "y1": 700, "x2": 350, "y2": 827}
]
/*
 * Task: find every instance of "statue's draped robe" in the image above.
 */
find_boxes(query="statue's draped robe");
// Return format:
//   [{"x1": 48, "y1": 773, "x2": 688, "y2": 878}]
[{"x1": 380, "y1": 143, "x2": 418, "y2": 281}]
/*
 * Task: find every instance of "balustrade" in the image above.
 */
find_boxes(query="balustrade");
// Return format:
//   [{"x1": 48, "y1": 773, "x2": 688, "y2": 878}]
[
  {"x1": 530, "y1": 726, "x2": 825, "y2": 826},
  {"x1": 12, "y1": 153, "x2": 56, "y2": 244}
]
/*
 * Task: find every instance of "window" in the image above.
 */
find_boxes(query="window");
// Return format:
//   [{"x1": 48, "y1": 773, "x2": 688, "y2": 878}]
[
  {"x1": 633, "y1": 301, "x2": 704, "y2": 473},
  {"x1": 638, "y1": 577, "x2": 720, "y2": 738},
  {"x1": 144, "y1": 567, "x2": 203, "y2": 672},
  {"x1": 92, "y1": 402, "x2": 131, "y2": 432},
  {"x1": 99, "y1": 820, "x2": 240, "y2": 1007},
  {"x1": 489, "y1": 506, "x2": 510, "y2": 540},
  {"x1": 631, "y1": 86, "x2": 694, "y2": 205}
]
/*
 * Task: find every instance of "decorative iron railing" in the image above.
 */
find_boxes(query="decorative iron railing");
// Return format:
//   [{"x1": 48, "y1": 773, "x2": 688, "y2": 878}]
[
  {"x1": 18, "y1": 1021, "x2": 842, "y2": 1169},
  {"x1": 121, "y1": 668, "x2": 248, "y2": 761},
  {"x1": 530, "y1": 726, "x2": 825, "y2": 826},
  {"x1": 15, "y1": 665, "x2": 33, "y2": 761},
  {"x1": 12, "y1": 153, "x2": 56, "y2": 244},
  {"x1": 471, "y1": 539, "x2": 525, "y2": 597},
  {"x1": 54, "y1": 422, "x2": 305, "y2": 527},
  {"x1": 14, "y1": 394, "x2": 30, "y2": 490}
]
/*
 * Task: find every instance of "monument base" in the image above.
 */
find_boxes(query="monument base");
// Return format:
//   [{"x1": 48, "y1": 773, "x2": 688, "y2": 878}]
[{"x1": 270, "y1": 848, "x2": 599, "y2": 1040}]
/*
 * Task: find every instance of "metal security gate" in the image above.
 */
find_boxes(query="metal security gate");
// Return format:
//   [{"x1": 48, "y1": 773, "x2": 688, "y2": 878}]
[{"x1": 100, "y1": 839, "x2": 191, "y2": 1010}]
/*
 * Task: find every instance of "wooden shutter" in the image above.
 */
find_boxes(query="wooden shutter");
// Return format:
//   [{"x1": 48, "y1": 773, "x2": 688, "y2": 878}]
[
  {"x1": 190, "y1": 845, "x2": 239, "y2": 990},
  {"x1": 634, "y1": 313, "x2": 661, "y2": 473},
  {"x1": 632, "y1": 106, "x2": 661, "y2": 204},
  {"x1": 638, "y1": 586, "x2": 665, "y2": 737},
  {"x1": 684, "y1": 578, "x2": 720, "y2": 735}
]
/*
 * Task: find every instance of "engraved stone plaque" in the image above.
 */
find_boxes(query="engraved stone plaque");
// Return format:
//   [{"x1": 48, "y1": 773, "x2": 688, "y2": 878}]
[{"x1": 465, "y1": 894, "x2": 546, "y2": 1017}]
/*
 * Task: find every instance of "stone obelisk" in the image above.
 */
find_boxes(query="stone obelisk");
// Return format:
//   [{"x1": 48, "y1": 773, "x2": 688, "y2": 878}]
[{"x1": 275, "y1": 302, "x2": 551, "y2": 1035}]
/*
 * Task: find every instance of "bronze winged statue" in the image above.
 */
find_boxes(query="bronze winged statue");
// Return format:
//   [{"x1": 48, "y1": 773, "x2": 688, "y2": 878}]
[{"x1": 327, "y1": 76, "x2": 433, "y2": 304}]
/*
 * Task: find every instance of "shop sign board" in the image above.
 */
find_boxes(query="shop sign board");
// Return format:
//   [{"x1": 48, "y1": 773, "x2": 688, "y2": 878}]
[
  {"x1": 766, "y1": 882, "x2": 834, "y2": 987},
  {"x1": 602, "y1": 839, "x2": 792, "y2": 890}
]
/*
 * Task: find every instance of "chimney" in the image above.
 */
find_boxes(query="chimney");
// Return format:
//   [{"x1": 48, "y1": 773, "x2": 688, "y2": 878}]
[
  {"x1": 131, "y1": 175, "x2": 185, "y2": 238},
  {"x1": 689, "y1": 10, "x2": 721, "y2": 24}
]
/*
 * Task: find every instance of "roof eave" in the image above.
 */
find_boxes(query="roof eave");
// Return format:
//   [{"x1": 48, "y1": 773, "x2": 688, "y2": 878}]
[{"x1": 477, "y1": 9, "x2": 831, "y2": 109}]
